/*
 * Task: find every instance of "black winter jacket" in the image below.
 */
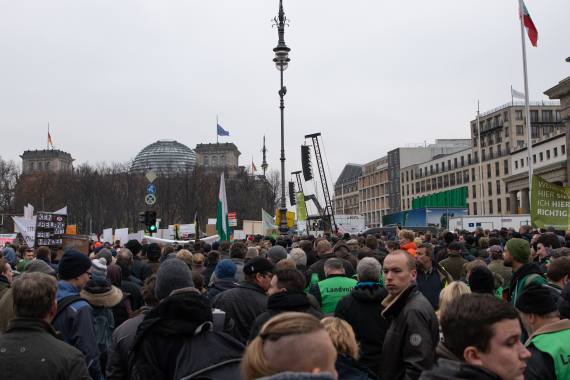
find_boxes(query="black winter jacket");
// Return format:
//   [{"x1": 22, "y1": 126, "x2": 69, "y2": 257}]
[
  {"x1": 559, "y1": 280, "x2": 570, "y2": 320},
  {"x1": 297, "y1": 265, "x2": 314, "y2": 289},
  {"x1": 249, "y1": 291, "x2": 323, "y2": 342},
  {"x1": 201, "y1": 262, "x2": 218, "y2": 283},
  {"x1": 304, "y1": 249, "x2": 318, "y2": 267},
  {"x1": 130, "y1": 256, "x2": 153, "y2": 283},
  {"x1": 206, "y1": 277, "x2": 240, "y2": 303},
  {"x1": 211, "y1": 280, "x2": 268, "y2": 344},
  {"x1": 130, "y1": 292, "x2": 245, "y2": 380},
  {"x1": 334, "y1": 283, "x2": 389, "y2": 375},
  {"x1": 0, "y1": 318, "x2": 91, "y2": 380},
  {"x1": 120, "y1": 276, "x2": 144, "y2": 312},
  {"x1": 335, "y1": 353, "x2": 379, "y2": 380},
  {"x1": 106, "y1": 306, "x2": 154, "y2": 380},
  {"x1": 309, "y1": 253, "x2": 356, "y2": 282},
  {"x1": 378, "y1": 282, "x2": 439, "y2": 380}
]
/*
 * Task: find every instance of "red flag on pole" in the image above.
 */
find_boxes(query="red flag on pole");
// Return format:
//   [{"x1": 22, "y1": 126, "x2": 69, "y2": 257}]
[{"x1": 519, "y1": 1, "x2": 538, "y2": 47}]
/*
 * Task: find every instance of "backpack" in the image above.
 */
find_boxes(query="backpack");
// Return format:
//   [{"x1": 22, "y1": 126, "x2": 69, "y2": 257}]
[{"x1": 92, "y1": 306, "x2": 115, "y2": 356}]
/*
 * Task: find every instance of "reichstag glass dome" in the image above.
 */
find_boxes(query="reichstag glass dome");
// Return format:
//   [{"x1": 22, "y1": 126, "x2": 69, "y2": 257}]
[{"x1": 131, "y1": 140, "x2": 196, "y2": 174}]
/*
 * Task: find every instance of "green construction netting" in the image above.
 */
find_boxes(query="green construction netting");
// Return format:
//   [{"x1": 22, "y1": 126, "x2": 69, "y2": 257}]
[{"x1": 412, "y1": 187, "x2": 467, "y2": 208}]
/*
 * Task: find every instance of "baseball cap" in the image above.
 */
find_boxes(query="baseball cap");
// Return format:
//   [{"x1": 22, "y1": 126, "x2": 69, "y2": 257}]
[{"x1": 243, "y1": 256, "x2": 275, "y2": 275}]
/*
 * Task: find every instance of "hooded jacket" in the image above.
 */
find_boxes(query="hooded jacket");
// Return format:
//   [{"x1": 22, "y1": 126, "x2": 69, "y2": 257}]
[
  {"x1": 206, "y1": 277, "x2": 240, "y2": 303},
  {"x1": 51, "y1": 281, "x2": 104, "y2": 380},
  {"x1": 334, "y1": 283, "x2": 389, "y2": 374},
  {"x1": 334, "y1": 244, "x2": 357, "y2": 270},
  {"x1": 249, "y1": 291, "x2": 323, "y2": 342},
  {"x1": 378, "y1": 282, "x2": 439, "y2": 380},
  {"x1": 309, "y1": 252, "x2": 356, "y2": 282},
  {"x1": 303, "y1": 249, "x2": 318, "y2": 267},
  {"x1": 506, "y1": 262, "x2": 547, "y2": 305},
  {"x1": 106, "y1": 306, "x2": 155, "y2": 380},
  {"x1": 0, "y1": 318, "x2": 91, "y2": 380},
  {"x1": 372, "y1": 249, "x2": 388, "y2": 266},
  {"x1": 211, "y1": 280, "x2": 268, "y2": 344},
  {"x1": 129, "y1": 292, "x2": 245, "y2": 380},
  {"x1": 2, "y1": 248, "x2": 15, "y2": 268}
]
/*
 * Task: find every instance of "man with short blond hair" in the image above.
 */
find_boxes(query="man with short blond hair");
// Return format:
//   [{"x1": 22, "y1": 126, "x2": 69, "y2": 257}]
[{"x1": 379, "y1": 250, "x2": 438, "y2": 380}]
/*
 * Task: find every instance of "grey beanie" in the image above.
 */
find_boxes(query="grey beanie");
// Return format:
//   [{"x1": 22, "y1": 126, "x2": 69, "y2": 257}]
[
  {"x1": 24, "y1": 260, "x2": 55, "y2": 275},
  {"x1": 267, "y1": 245, "x2": 288, "y2": 264},
  {"x1": 97, "y1": 248, "x2": 113, "y2": 266},
  {"x1": 155, "y1": 259, "x2": 194, "y2": 299}
]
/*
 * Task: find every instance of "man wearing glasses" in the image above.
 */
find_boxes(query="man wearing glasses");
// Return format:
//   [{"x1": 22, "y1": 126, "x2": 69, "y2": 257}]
[{"x1": 51, "y1": 249, "x2": 103, "y2": 380}]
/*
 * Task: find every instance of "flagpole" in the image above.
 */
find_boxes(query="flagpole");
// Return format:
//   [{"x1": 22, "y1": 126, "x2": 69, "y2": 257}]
[
  {"x1": 47, "y1": 123, "x2": 49, "y2": 150},
  {"x1": 511, "y1": 85, "x2": 513, "y2": 104},
  {"x1": 477, "y1": 101, "x2": 485, "y2": 215},
  {"x1": 518, "y1": 0, "x2": 533, "y2": 201},
  {"x1": 217, "y1": 115, "x2": 218, "y2": 143}
]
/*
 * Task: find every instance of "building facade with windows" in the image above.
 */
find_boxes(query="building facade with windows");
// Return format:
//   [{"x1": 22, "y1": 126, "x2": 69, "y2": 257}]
[
  {"x1": 358, "y1": 157, "x2": 389, "y2": 228},
  {"x1": 21, "y1": 149, "x2": 74, "y2": 174},
  {"x1": 472, "y1": 101, "x2": 563, "y2": 214},
  {"x1": 400, "y1": 101, "x2": 562, "y2": 217},
  {"x1": 386, "y1": 140, "x2": 472, "y2": 214},
  {"x1": 194, "y1": 142, "x2": 242, "y2": 176},
  {"x1": 333, "y1": 163, "x2": 362, "y2": 216}
]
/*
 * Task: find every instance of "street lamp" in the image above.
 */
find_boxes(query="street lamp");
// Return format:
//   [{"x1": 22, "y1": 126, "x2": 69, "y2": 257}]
[{"x1": 272, "y1": 0, "x2": 290, "y2": 233}]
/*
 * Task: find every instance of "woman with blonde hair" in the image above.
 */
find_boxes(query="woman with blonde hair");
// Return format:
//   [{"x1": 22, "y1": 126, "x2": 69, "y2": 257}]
[
  {"x1": 436, "y1": 281, "x2": 470, "y2": 342},
  {"x1": 321, "y1": 317, "x2": 378, "y2": 380},
  {"x1": 242, "y1": 312, "x2": 337, "y2": 380}
]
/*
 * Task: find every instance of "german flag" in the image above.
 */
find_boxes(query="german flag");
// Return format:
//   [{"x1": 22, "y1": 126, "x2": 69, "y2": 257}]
[{"x1": 48, "y1": 133, "x2": 54, "y2": 149}]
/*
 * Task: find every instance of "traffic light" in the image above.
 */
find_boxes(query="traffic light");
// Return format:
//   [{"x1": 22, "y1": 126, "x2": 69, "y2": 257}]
[
  {"x1": 149, "y1": 211, "x2": 157, "y2": 232},
  {"x1": 139, "y1": 211, "x2": 149, "y2": 226},
  {"x1": 288, "y1": 181, "x2": 296, "y2": 206},
  {"x1": 301, "y1": 145, "x2": 313, "y2": 181}
]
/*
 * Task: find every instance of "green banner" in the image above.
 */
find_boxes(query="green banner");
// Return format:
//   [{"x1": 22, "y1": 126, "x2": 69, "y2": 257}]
[
  {"x1": 296, "y1": 191, "x2": 307, "y2": 222},
  {"x1": 531, "y1": 174, "x2": 570, "y2": 229}
]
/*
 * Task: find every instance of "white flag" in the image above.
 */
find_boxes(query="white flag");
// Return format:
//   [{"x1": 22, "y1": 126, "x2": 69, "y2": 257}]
[
  {"x1": 512, "y1": 88, "x2": 525, "y2": 100},
  {"x1": 216, "y1": 173, "x2": 229, "y2": 241}
]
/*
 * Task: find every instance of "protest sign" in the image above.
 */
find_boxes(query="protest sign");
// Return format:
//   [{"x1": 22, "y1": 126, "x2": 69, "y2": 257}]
[
  {"x1": 13, "y1": 217, "x2": 37, "y2": 247},
  {"x1": 35, "y1": 212, "x2": 67, "y2": 248},
  {"x1": 0, "y1": 234, "x2": 17, "y2": 246},
  {"x1": 531, "y1": 174, "x2": 570, "y2": 229}
]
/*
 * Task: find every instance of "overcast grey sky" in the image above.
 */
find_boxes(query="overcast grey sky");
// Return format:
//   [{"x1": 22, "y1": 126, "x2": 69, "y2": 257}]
[{"x1": 1, "y1": 0, "x2": 568, "y2": 201}]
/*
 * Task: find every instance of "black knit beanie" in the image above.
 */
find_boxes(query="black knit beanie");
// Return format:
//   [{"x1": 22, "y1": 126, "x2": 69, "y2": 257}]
[
  {"x1": 515, "y1": 281, "x2": 557, "y2": 315},
  {"x1": 468, "y1": 266, "x2": 495, "y2": 295},
  {"x1": 58, "y1": 249, "x2": 92, "y2": 280}
]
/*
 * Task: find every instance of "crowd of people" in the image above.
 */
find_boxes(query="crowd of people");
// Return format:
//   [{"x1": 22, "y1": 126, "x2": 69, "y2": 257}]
[{"x1": 0, "y1": 224, "x2": 569, "y2": 380}]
